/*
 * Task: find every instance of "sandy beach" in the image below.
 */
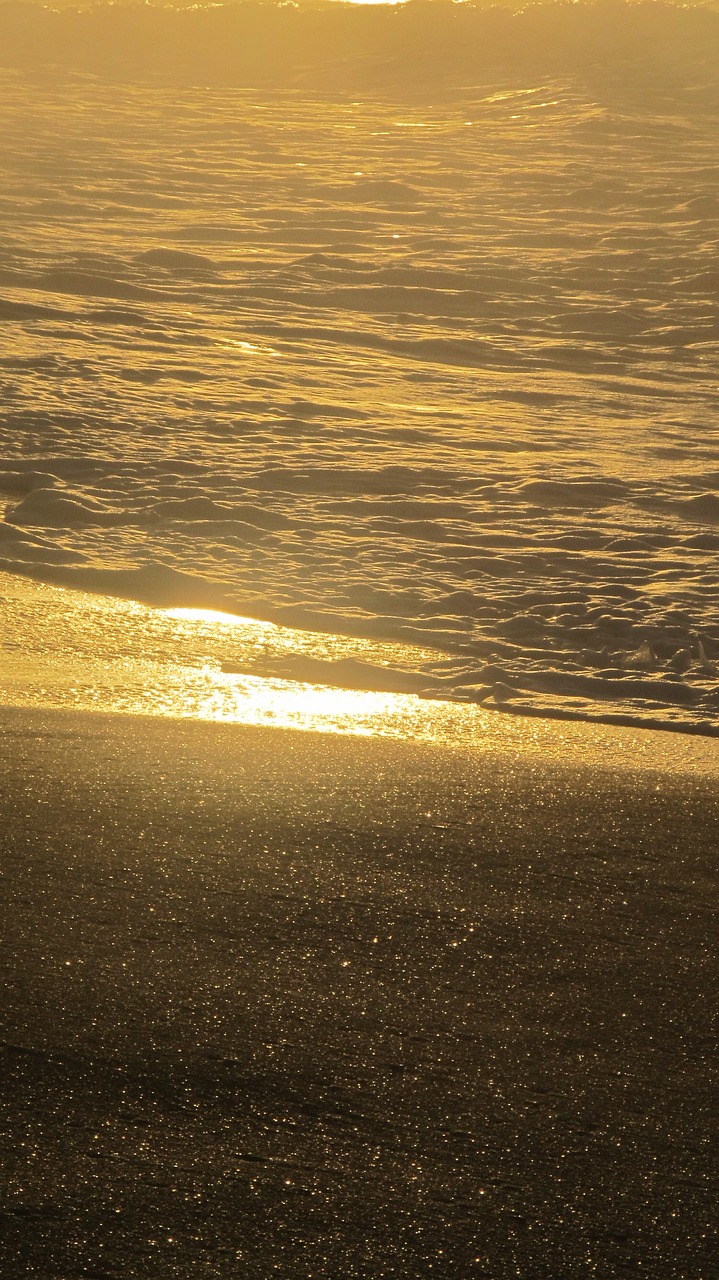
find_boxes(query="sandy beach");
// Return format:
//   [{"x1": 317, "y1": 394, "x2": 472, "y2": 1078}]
[
  {"x1": 2, "y1": 699, "x2": 717, "y2": 1278},
  {"x1": 1, "y1": 5, "x2": 717, "y2": 1268}
]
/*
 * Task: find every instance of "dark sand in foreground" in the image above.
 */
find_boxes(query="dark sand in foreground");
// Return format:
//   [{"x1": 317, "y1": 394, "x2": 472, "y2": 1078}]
[{"x1": 2, "y1": 706, "x2": 717, "y2": 1278}]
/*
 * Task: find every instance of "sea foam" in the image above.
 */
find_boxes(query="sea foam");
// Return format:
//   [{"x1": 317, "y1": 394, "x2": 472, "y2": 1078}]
[{"x1": 0, "y1": 2, "x2": 717, "y2": 734}]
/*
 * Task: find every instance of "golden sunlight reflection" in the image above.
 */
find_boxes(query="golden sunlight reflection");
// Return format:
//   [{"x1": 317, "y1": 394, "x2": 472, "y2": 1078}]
[
  {"x1": 1, "y1": 571, "x2": 493, "y2": 747},
  {"x1": 3, "y1": 572, "x2": 718, "y2": 777}
]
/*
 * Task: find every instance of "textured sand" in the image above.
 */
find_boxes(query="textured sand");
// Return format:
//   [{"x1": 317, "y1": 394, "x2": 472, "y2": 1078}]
[{"x1": 1, "y1": 705, "x2": 717, "y2": 1277}]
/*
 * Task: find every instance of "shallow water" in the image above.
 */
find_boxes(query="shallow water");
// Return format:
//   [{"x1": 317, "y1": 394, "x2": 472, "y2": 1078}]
[
  {"x1": 1, "y1": 2, "x2": 718, "y2": 734},
  {"x1": 5, "y1": 573, "x2": 719, "y2": 790}
]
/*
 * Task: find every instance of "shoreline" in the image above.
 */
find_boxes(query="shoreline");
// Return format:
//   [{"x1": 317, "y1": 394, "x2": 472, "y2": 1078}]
[
  {"x1": 2, "y1": 703, "x2": 718, "y2": 1276},
  {"x1": 2, "y1": 569, "x2": 718, "y2": 749}
]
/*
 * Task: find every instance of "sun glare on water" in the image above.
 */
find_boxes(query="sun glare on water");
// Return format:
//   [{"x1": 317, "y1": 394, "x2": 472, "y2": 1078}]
[
  {"x1": 4, "y1": 575, "x2": 718, "y2": 776},
  {"x1": 0, "y1": 572, "x2": 489, "y2": 746}
]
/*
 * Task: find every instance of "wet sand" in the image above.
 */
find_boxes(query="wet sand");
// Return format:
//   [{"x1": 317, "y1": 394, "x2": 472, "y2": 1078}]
[{"x1": 1, "y1": 705, "x2": 717, "y2": 1277}]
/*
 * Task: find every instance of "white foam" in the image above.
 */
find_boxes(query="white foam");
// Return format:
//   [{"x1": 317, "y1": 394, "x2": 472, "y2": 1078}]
[{"x1": 0, "y1": 12, "x2": 717, "y2": 734}]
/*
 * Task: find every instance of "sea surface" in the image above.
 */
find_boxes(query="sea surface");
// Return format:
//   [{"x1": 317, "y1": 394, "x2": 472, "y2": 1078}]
[{"x1": 1, "y1": 1, "x2": 718, "y2": 735}]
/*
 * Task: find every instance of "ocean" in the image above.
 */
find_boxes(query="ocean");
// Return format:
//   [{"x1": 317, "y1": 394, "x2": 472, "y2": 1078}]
[{"x1": 1, "y1": 0, "x2": 718, "y2": 735}]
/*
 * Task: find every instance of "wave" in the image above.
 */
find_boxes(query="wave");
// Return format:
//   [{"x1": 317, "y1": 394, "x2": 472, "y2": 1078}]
[
  {"x1": 1, "y1": 22, "x2": 717, "y2": 737},
  {"x1": 1, "y1": 1, "x2": 719, "y2": 91},
  {"x1": 3, "y1": 539, "x2": 718, "y2": 736}
]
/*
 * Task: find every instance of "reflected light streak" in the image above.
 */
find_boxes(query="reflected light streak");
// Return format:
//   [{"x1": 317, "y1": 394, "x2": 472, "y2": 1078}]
[
  {"x1": 3, "y1": 572, "x2": 718, "y2": 777},
  {"x1": 1, "y1": 571, "x2": 495, "y2": 748}
]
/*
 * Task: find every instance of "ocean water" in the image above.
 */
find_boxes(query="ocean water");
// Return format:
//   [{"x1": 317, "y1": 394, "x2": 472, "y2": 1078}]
[{"x1": 1, "y1": 1, "x2": 718, "y2": 735}]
